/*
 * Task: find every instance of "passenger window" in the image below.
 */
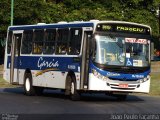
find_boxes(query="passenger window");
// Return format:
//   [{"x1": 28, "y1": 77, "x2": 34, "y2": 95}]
[
  {"x1": 43, "y1": 29, "x2": 56, "y2": 54},
  {"x1": 32, "y1": 30, "x2": 44, "y2": 54},
  {"x1": 55, "y1": 28, "x2": 69, "y2": 54},
  {"x1": 68, "y1": 28, "x2": 82, "y2": 55},
  {"x1": 21, "y1": 30, "x2": 33, "y2": 54},
  {"x1": 7, "y1": 31, "x2": 13, "y2": 54}
]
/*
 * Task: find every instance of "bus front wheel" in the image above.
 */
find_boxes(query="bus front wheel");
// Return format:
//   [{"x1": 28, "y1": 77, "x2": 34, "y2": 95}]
[{"x1": 70, "y1": 76, "x2": 80, "y2": 101}]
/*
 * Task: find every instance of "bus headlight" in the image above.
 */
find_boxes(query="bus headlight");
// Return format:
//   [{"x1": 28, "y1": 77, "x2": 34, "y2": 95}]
[
  {"x1": 138, "y1": 79, "x2": 143, "y2": 83},
  {"x1": 147, "y1": 75, "x2": 150, "y2": 80},
  {"x1": 143, "y1": 77, "x2": 148, "y2": 82},
  {"x1": 102, "y1": 76, "x2": 108, "y2": 81},
  {"x1": 92, "y1": 69, "x2": 98, "y2": 76},
  {"x1": 92, "y1": 69, "x2": 109, "y2": 81},
  {"x1": 138, "y1": 75, "x2": 150, "y2": 83},
  {"x1": 145, "y1": 75, "x2": 150, "y2": 82}
]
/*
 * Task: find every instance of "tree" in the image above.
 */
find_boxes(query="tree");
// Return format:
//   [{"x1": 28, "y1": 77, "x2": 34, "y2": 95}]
[{"x1": 0, "y1": 0, "x2": 160, "y2": 36}]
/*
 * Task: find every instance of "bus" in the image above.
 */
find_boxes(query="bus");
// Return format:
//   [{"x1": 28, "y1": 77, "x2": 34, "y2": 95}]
[{"x1": 3, "y1": 20, "x2": 151, "y2": 100}]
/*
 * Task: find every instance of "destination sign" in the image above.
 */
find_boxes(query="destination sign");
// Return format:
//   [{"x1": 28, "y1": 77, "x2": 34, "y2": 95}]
[
  {"x1": 125, "y1": 38, "x2": 148, "y2": 44},
  {"x1": 96, "y1": 23, "x2": 150, "y2": 35},
  {"x1": 117, "y1": 26, "x2": 145, "y2": 33}
]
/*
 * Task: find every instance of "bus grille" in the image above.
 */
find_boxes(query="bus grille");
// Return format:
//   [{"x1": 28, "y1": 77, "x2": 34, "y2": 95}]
[
  {"x1": 109, "y1": 83, "x2": 137, "y2": 90},
  {"x1": 111, "y1": 87, "x2": 135, "y2": 90}
]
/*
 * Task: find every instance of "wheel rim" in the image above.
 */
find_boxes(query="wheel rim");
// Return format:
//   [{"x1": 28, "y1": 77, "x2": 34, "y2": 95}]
[
  {"x1": 71, "y1": 82, "x2": 74, "y2": 94},
  {"x1": 25, "y1": 78, "x2": 30, "y2": 92}
]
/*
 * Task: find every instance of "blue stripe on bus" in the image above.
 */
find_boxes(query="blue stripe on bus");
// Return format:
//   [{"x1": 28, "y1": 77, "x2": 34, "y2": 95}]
[
  {"x1": 7, "y1": 55, "x2": 150, "y2": 81},
  {"x1": 7, "y1": 56, "x2": 80, "y2": 72},
  {"x1": 90, "y1": 61, "x2": 150, "y2": 80},
  {"x1": 9, "y1": 23, "x2": 94, "y2": 31}
]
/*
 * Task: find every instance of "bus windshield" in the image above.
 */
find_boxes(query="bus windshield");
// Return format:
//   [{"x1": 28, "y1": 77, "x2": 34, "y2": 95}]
[{"x1": 94, "y1": 35, "x2": 150, "y2": 67}]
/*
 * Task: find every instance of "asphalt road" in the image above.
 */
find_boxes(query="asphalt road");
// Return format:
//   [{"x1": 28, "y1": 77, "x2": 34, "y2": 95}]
[{"x1": 0, "y1": 87, "x2": 160, "y2": 120}]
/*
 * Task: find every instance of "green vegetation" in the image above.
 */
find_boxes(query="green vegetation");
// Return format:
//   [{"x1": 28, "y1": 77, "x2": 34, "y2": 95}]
[
  {"x1": 0, "y1": 0, "x2": 160, "y2": 36},
  {"x1": 150, "y1": 73, "x2": 160, "y2": 96},
  {"x1": 0, "y1": 65, "x2": 14, "y2": 88},
  {"x1": 0, "y1": 76, "x2": 14, "y2": 88},
  {"x1": 0, "y1": 0, "x2": 160, "y2": 49}
]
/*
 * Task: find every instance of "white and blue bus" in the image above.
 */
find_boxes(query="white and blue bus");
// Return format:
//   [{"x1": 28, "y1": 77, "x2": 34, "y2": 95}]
[{"x1": 3, "y1": 20, "x2": 151, "y2": 100}]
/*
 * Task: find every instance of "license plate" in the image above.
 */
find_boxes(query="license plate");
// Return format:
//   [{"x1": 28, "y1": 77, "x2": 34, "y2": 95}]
[{"x1": 119, "y1": 84, "x2": 128, "y2": 88}]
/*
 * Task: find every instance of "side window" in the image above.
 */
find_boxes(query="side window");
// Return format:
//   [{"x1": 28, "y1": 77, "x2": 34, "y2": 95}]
[
  {"x1": 68, "y1": 28, "x2": 82, "y2": 55},
  {"x1": 21, "y1": 30, "x2": 33, "y2": 54},
  {"x1": 7, "y1": 31, "x2": 13, "y2": 54},
  {"x1": 43, "y1": 29, "x2": 56, "y2": 54},
  {"x1": 55, "y1": 28, "x2": 69, "y2": 54},
  {"x1": 32, "y1": 30, "x2": 44, "y2": 54}
]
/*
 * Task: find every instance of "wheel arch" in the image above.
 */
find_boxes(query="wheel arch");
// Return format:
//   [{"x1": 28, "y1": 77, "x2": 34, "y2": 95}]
[{"x1": 66, "y1": 70, "x2": 76, "y2": 84}]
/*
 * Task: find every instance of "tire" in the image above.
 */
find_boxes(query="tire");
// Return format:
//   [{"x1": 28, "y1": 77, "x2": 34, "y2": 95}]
[
  {"x1": 64, "y1": 75, "x2": 72, "y2": 96},
  {"x1": 70, "y1": 76, "x2": 80, "y2": 101},
  {"x1": 24, "y1": 73, "x2": 36, "y2": 96}
]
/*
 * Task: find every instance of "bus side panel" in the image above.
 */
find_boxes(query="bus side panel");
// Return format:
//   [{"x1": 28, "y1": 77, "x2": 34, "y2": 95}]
[
  {"x1": 29, "y1": 70, "x2": 81, "y2": 89},
  {"x1": 3, "y1": 30, "x2": 10, "y2": 83},
  {"x1": 75, "y1": 73, "x2": 81, "y2": 90},
  {"x1": 3, "y1": 55, "x2": 11, "y2": 83},
  {"x1": 3, "y1": 68, "x2": 10, "y2": 83},
  {"x1": 32, "y1": 70, "x2": 67, "y2": 89},
  {"x1": 16, "y1": 56, "x2": 80, "y2": 89},
  {"x1": 44, "y1": 71, "x2": 67, "y2": 89},
  {"x1": 18, "y1": 69, "x2": 25, "y2": 85}
]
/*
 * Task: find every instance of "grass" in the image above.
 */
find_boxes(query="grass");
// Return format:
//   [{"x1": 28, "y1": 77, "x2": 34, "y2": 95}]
[
  {"x1": 0, "y1": 65, "x2": 15, "y2": 88},
  {"x1": 0, "y1": 75, "x2": 15, "y2": 88},
  {"x1": 0, "y1": 65, "x2": 3, "y2": 71},
  {"x1": 150, "y1": 73, "x2": 160, "y2": 96}
]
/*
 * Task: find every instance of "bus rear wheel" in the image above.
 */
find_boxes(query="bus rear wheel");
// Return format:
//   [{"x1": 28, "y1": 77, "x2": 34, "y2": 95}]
[
  {"x1": 70, "y1": 76, "x2": 80, "y2": 101},
  {"x1": 24, "y1": 73, "x2": 36, "y2": 96}
]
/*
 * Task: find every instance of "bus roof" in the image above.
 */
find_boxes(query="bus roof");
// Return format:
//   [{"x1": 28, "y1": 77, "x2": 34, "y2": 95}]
[
  {"x1": 8, "y1": 22, "x2": 94, "y2": 31},
  {"x1": 8, "y1": 20, "x2": 151, "y2": 31}
]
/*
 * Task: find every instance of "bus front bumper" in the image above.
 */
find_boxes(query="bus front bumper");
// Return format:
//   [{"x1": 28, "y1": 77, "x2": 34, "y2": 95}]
[{"x1": 88, "y1": 74, "x2": 150, "y2": 93}]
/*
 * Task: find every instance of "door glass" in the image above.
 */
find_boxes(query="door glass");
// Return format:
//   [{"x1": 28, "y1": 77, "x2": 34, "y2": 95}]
[
  {"x1": 14, "y1": 34, "x2": 22, "y2": 56},
  {"x1": 11, "y1": 33, "x2": 22, "y2": 83}
]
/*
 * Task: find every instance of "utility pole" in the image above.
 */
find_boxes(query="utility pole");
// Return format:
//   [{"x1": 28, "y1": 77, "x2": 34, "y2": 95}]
[
  {"x1": 11, "y1": 0, "x2": 14, "y2": 26},
  {"x1": 159, "y1": 4, "x2": 160, "y2": 38},
  {"x1": 158, "y1": 4, "x2": 160, "y2": 49}
]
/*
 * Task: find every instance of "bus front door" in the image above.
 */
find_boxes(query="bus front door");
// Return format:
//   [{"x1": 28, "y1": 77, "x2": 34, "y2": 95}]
[
  {"x1": 80, "y1": 31, "x2": 92, "y2": 89},
  {"x1": 10, "y1": 32, "x2": 22, "y2": 84}
]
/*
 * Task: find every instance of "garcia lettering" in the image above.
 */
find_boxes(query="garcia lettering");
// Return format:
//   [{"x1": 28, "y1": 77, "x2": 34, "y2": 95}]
[{"x1": 37, "y1": 57, "x2": 59, "y2": 70}]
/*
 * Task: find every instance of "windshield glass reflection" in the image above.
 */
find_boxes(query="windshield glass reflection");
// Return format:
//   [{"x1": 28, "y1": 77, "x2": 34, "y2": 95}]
[{"x1": 94, "y1": 35, "x2": 149, "y2": 67}]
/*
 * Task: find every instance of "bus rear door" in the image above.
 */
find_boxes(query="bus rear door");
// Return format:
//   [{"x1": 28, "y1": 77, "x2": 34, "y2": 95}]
[{"x1": 10, "y1": 31, "x2": 22, "y2": 84}]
